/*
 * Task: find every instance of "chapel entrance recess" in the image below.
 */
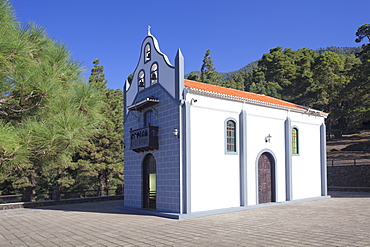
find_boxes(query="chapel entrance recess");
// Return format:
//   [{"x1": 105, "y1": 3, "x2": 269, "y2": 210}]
[
  {"x1": 258, "y1": 152, "x2": 276, "y2": 204},
  {"x1": 142, "y1": 154, "x2": 156, "y2": 209}
]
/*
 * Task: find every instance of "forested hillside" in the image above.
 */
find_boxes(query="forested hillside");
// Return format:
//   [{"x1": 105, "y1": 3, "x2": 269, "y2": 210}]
[
  {"x1": 0, "y1": 0, "x2": 123, "y2": 199},
  {"x1": 188, "y1": 40, "x2": 370, "y2": 139},
  {"x1": 187, "y1": 46, "x2": 361, "y2": 81},
  {"x1": 316, "y1": 46, "x2": 362, "y2": 56}
]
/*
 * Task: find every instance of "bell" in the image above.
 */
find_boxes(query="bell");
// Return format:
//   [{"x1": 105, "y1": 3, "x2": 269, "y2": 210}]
[{"x1": 151, "y1": 72, "x2": 157, "y2": 80}]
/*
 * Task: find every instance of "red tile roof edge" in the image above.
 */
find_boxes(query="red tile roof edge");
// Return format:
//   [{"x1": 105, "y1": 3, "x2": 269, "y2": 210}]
[{"x1": 184, "y1": 79, "x2": 328, "y2": 116}]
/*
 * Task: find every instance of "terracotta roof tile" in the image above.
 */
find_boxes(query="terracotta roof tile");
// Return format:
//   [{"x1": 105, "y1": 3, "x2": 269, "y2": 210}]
[{"x1": 184, "y1": 79, "x2": 308, "y2": 111}]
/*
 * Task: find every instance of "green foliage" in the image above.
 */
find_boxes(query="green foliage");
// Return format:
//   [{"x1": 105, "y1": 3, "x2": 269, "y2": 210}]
[
  {"x1": 89, "y1": 59, "x2": 107, "y2": 91},
  {"x1": 0, "y1": 1, "x2": 124, "y2": 199},
  {"x1": 312, "y1": 52, "x2": 360, "y2": 137},
  {"x1": 0, "y1": 120, "x2": 26, "y2": 185},
  {"x1": 200, "y1": 49, "x2": 222, "y2": 85},
  {"x1": 355, "y1": 23, "x2": 370, "y2": 44},
  {"x1": 221, "y1": 73, "x2": 246, "y2": 90},
  {"x1": 189, "y1": 42, "x2": 366, "y2": 138},
  {"x1": 0, "y1": 0, "x2": 102, "y2": 198},
  {"x1": 245, "y1": 45, "x2": 364, "y2": 137},
  {"x1": 245, "y1": 47, "x2": 320, "y2": 104},
  {"x1": 186, "y1": 71, "x2": 200, "y2": 81},
  {"x1": 337, "y1": 23, "x2": 370, "y2": 137},
  {"x1": 73, "y1": 59, "x2": 124, "y2": 196},
  {"x1": 1, "y1": 0, "x2": 369, "y2": 198},
  {"x1": 316, "y1": 46, "x2": 362, "y2": 56},
  {"x1": 221, "y1": 61, "x2": 258, "y2": 81},
  {"x1": 355, "y1": 23, "x2": 370, "y2": 60}
]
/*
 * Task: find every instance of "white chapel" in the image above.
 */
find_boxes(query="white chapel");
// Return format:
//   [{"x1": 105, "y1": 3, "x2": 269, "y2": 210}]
[{"x1": 123, "y1": 30, "x2": 329, "y2": 219}]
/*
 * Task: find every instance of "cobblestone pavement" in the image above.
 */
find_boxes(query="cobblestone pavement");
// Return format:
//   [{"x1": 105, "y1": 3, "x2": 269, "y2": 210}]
[{"x1": 0, "y1": 192, "x2": 369, "y2": 246}]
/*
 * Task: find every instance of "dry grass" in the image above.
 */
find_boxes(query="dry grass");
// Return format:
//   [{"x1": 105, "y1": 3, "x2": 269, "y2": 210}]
[{"x1": 327, "y1": 130, "x2": 370, "y2": 165}]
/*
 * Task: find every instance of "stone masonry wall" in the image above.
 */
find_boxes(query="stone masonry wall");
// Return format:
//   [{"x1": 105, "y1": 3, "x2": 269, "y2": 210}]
[{"x1": 327, "y1": 165, "x2": 370, "y2": 189}]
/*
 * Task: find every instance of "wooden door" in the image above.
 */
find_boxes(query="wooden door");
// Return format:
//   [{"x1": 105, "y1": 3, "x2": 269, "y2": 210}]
[{"x1": 258, "y1": 153, "x2": 272, "y2": 204}]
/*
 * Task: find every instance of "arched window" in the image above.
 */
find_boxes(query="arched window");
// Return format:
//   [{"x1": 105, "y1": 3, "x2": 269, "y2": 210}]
[
  {"x1": 144, "y1": 110, "x2": 153, "y2": 127},
  {"x1": 226, "y1": 120, "x2": 236, "y2": 152},
  {"x1": 138, "y1": 70, "x2": 145, "y2": 91},
  {"x1": 150, "y1": 63, "x2": 158, "y2": 85},
  {"x1": 145, "y1": 43, "x2": 151, "y2": 62},
  {"x1": 292, "y1": 127, "x2": 299, "y2": 154}
]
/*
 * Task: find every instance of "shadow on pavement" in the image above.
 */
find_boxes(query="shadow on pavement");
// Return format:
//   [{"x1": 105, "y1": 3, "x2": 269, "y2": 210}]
[
  {"x1": 32, "y1": 200, "x2": 179, "y2": 219},
  {"x1": 31, "y1": 200, "x2": 138, "y2": 215},
  {"x1": 20, "y1": 192, "x2": 370, "y2": 217}
]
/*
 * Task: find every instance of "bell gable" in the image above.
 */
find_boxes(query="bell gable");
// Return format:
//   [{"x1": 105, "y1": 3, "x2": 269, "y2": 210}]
[{"x1": 125, "y1": 29, "x2": 182, "y2": 113}]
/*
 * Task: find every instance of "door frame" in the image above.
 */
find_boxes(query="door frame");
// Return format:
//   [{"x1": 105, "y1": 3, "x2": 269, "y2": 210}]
[{"x1": 255, "y1": 149, "x2": 277, "y2": 204}]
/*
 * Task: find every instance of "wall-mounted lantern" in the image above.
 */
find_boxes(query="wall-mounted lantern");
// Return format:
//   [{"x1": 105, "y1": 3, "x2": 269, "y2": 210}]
[{"x1": 172, "y1": 128, "x2": 179, "y2": 138}]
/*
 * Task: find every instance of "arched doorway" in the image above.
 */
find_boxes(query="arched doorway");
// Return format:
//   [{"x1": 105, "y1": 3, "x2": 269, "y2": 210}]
[
  {"x1": 257, "y1": 152, "x2": 276, "y2": 204},
  {"x1": 142, "y1": 154, "x2": 156, "y2": 209}
]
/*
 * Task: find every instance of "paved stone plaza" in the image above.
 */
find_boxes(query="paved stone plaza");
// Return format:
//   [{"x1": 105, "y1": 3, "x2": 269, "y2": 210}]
[{"x1": 0, "y1": 192, "x2": 369, "y2": 246}]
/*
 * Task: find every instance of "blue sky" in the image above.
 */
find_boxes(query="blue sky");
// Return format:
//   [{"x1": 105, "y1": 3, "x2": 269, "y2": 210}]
[{"x1": 9, "y1": 0, "x2": 370, "y2": 89}]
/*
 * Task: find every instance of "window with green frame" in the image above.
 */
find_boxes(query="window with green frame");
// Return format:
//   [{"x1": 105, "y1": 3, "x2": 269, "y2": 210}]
[
  {"x1": 292, "y1": 128, "x2": 298, "y2": 154},
  {"x1": 226, "y1": 120, "x2": 236, "y2": 152}
]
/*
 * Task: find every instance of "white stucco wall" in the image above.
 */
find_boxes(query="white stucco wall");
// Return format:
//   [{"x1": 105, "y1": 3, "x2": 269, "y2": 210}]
[
  {"x1": 186, "y1": 91, "x2": 326, "y2": 212},
  {"x1": 188, "y1": 95, "x2": 241, "y2": 212},
  {"x1": 291, "y1": 113, "x2": 323, "y2": 200},
  {"x1": 244, "y1": 104, "x2": 287, "y2": 205}
]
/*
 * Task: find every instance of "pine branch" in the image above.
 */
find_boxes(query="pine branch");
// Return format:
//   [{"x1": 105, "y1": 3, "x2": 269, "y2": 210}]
[{"x1": 0, "y1": 49, "x2": 17, "y2": 64}]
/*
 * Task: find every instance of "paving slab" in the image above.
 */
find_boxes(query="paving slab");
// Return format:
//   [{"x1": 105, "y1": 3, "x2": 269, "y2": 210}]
[{"x1": 0, "y1": 191, "x2": 369, "y2": 246}]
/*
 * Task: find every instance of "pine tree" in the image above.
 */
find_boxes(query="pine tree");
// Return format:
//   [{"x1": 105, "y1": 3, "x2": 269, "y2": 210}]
[
  {"x1": 340, "y1": 24, "x2": 370, "y2": 136},
  {"x1": 73, "y1": 59, "x2": 124, "y2": 196},
  {"x1": 0, "y1": 0, "x2": 101, "y2": 199},
  {"x1": 200, "y1": 49, "x2": 222, "y2": 85},
  {"x1": 89, "y1": 59, "x2": 107, "y2": 91},
  {"x1": 355, "y1": 23, "x2": 370, "y2": 57}
]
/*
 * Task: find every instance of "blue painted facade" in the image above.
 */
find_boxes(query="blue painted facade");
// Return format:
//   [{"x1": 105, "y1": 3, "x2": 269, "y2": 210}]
[
  {"x1": 123, "y1": 31, "x2": 183, "y2": 213},
  {"x1": 124, "y1": 84, "x2": 181, "y2": 212}
]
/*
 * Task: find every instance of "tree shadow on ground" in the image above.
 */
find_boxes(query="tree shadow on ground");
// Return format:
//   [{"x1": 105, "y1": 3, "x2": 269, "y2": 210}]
[
  {"x1": 30, "y1": 200, "x2": 137, "y2": 215},
  {"x1": 30, "y1": 200, "x2": 176, "y2": 219}
]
